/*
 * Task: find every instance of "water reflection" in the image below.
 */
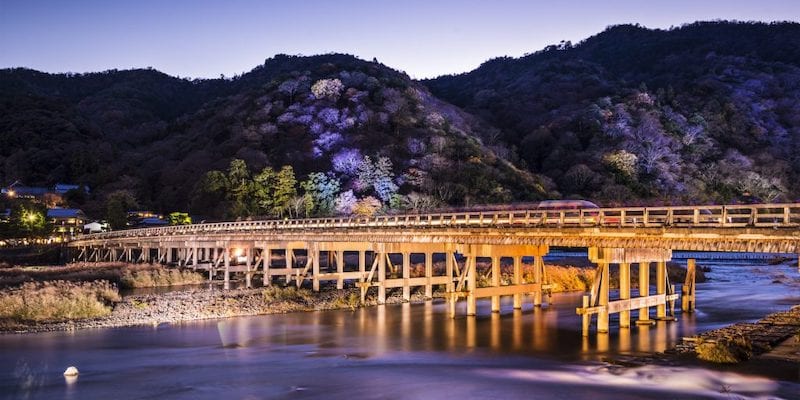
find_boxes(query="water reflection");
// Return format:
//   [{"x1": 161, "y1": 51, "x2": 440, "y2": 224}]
[{"x1": 1, "y1": 261, "x2": 798, "y2": 399}]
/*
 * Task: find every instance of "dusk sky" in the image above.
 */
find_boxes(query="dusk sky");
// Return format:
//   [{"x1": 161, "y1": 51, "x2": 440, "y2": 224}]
[{"x1": 2, "y1": 0, "x2": 799, "y2": 79}]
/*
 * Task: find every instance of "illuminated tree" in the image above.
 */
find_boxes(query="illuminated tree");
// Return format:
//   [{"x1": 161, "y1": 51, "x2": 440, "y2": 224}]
[
  {"x1": 168, "y1": 212, "x2": 192, "y2": 225},
  {"x1": 311, "y1": 78, "x2": 344, "y2": 101},
  {"x1": 352, "y1": 196, "x2": 381, "y2": 217},
  {"x1": 300, "y1": 173, "x2": 340, "y2": 216}
]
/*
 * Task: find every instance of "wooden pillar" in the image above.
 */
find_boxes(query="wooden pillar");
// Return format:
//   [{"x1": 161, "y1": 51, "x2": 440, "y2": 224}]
[
  {"x1": 378, "y1": 252, "x2": 387, "y2": 304},
  {"x1": 533, "y1": 255, "x2": 544, "y2": 306},
  {"x1": 424, "y1": 252, "x2": 433, "y2": 299},
  {"x1": 445, "y1": 251, "x2": 454, "y2": 292},
  {"x1": 619, "y1": 262, "x2": 631, "y2": 328},
  {"x1": 285, "y1": 248, "x2": 293, "y2": 283},
  {"x1": 682, "y1": 259, "x2": 696, "y2": 312},
  {"x1": 656, "y1": 261, "x2": 666, "y2": 319},
  {"x1": 597, "y1": 262, "x2": 609, "y2": 334},
  {"x1": 359, "y1": 250, "x2": 366, "y2": 277},
  {"x1": 312, "y1": 245, "x2": 320, "y2": 292},
  {"x1": 513, "y1": 255, "x2": 522, "y2": 309},
  {"x1": 466, "y1": 252, "x2": 477, "y2": 316},
  {"x1": 336, "y1": 250, "x2": 344, "y2": 290},
  {"x1": 402, "y1": 252, "x2": 411, "y2": 301},
  {"x1": 245, "y1": 247, "x2": 253, "y2": 288},
  {"x1": 581, "y1": 295, "x2": 590, "y2": 336},
  {"x1": 166, "y1": 247, "x2": 173, "y2": 264},
  {"x1": 491, "y1": 255, "x2": 501, "y2": 313},
  {"x1": 637, "y1": 262, "x2": 651, "y2": 324},
  {"x1": 447, "y1": 252, "x2": 456, "y2": 317},
  {"x1": 263, "y1": 247, "x2": 272, "y2": 286},
  {"x1": 192, "y1": 247, "x2": 199, "y2": 269},
  {"x1": 223, "y1": 246, "x2": 230, "y2": 290}
]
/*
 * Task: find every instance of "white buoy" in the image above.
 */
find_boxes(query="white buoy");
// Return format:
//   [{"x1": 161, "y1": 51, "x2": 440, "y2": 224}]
[{"x1": 63, "y1": 366, "x2": 79, "y2": 377}]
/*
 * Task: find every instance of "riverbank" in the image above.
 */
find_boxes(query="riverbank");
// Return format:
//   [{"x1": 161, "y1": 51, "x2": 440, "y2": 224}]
[
  {"x1": 0, "y1": 261, "x2": 705, "y2": 334},
  {"x1": 0, "y1": 286, "x2": 422, "y2": 334},
  {"x1": 673, "y1": 305, "x2": 800, "y2": 363}
]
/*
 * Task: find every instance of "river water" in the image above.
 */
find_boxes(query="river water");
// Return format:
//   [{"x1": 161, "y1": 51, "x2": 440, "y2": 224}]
[{"x1": 1, "y1": 258, "x2": 799, "y2": 399}]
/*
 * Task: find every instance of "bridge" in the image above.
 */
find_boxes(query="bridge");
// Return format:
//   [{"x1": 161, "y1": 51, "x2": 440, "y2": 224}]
[{"x1": 69, "y1": 203, "x2": 800, "y2": 335}]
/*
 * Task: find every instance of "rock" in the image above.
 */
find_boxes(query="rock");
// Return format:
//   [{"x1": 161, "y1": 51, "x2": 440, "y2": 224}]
[{"x1": 63, "y1": 366, "x2": 79, "y2": 376}]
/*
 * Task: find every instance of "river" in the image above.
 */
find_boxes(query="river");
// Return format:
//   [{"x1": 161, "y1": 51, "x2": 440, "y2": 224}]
[{"x1": 1, "y1": 257, "x2": 799, "y2": 399}]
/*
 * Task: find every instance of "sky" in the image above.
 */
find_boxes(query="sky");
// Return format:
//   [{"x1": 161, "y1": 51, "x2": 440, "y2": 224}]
[{"x1": 1, "y1": 0, "x2": 799, "y2": 79}]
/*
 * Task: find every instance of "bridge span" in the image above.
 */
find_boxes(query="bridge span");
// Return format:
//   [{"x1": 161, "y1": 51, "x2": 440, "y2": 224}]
[{"x1": 69, "y1": 203, "x2": 800, "y2": 335}]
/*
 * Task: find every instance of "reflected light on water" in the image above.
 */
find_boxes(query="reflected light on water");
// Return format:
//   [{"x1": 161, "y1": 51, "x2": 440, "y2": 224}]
[{"x1": 479, "y1": 365, "x2": 781, "y2": 399}]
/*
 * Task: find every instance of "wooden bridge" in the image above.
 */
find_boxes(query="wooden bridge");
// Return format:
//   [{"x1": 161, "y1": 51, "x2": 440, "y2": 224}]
[{"x1": 69, "y1": 203, "x2": 800, "y2": 335}]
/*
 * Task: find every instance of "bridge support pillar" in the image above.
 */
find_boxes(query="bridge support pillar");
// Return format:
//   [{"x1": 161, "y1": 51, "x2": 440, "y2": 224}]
[
  {"x1": 596, "y1": 262, "x2": 610, "y2": 333},
  {"x1": 263, "y1": 247, "x2": 272, "y2": 286},
  {"x1": 402, "y1": 252, "x2": 411, "y2": 301},
  {"x1": 223, "y1": 246, "x2": 230, "y2": 290},
  {"x1": 336, "y1": 250, "x2": 345, "y2": 290},
  {"x1": 313, "y1": 246, "x2": 321, "y2": 291},
  {"x1": 466, "y1": 252, "x2": 477, "y2": 316},
  {"x1": 637, "y1": 262, "x2": 651, "y2": 325},
  {"x1": 581, "y1": 248, "x2": 674, "y2": 335},
  {"x1": 619, "y1": 262, "x2": 630, "y2": 328},
  {"x1": 378, "y1": 252, "x2": 387, "y2": 304},
  {"x1": 533, "y1": 255, "x2": 545, "y2": 306},
  {"x1": 682, "y1": 259, "x2": 696, "y2": 312},
  {"x1": 424, "y1": 252, "x2": 433, "y2": 299},
  {"x1": 245, "y1": 247, "x2": 253, "y2": 288},
  {"x1": 513, "y1": 256, "x2": 522, "y2": 309},
  {"x1": 491, "y1": 255, "x2": 501, "y2": 313}
]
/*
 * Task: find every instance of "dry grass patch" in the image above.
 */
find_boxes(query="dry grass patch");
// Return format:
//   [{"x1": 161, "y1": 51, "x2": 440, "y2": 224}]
[{"x1": 0, "y1": 280, "x2": 120, "y2": 322}]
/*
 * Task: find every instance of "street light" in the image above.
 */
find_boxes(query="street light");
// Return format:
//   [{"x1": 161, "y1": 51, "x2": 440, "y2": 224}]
[{"x1": 6, "y1": 190, "x2": 15, "y2": 198}]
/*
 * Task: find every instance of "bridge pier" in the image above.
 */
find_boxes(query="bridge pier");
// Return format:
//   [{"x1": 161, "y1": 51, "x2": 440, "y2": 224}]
[{"x1": 578, "y1": 248, "x2": 677, "y2": 336}]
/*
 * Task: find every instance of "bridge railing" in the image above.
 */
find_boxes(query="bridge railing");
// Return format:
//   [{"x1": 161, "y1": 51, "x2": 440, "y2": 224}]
[{"x1": 72, "y1": 203, "x2": 800, "y2": 242}]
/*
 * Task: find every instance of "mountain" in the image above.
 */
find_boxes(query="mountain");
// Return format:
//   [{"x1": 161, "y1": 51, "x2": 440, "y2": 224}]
[
  {"x1": 4, "y1": 21, "x2": 800, "y2": 219},
  {"x1": 426, "y1": 21, "x2": 800, "y2": 205},
  {"x1": 0, "y1": 55, "x2": 543, "y2": 219}
]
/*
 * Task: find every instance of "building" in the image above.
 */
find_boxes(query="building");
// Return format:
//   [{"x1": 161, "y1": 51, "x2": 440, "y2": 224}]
[
  {"x1": 47, "y1": 208, "x2": 86, "y2": 238},
  {"x1": 83, "y1": 221, "x2": 109, "y2": 234}
]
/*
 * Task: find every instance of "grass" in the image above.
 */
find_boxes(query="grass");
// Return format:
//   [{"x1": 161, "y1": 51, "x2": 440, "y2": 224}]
[
  {"x1": 696, "y1": 336, "x2": 753, "y2": 363},
  {"x1": 0, "y1": 280, "x2": 120, "y2": 323},
  {"x1": 119, "y1": 267, "x2": 205, "y2": 289},
  {"x1": 262, "y1": 286, "x2": 314, "y2": 304},
  {"x1": 0, "y1": 262, "x2": 205, "y2": 289}
]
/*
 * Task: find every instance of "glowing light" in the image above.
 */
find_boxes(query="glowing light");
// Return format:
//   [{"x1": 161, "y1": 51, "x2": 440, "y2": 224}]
[
  {"x1": 233, "y1": 248, "x2": 244, "y2": 257},
  {"x1": 6, "y1": 190, "x2": 15, "y2": 198}
]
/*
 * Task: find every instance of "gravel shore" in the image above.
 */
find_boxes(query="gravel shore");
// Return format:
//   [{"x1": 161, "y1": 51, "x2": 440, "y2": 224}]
[{"x1": 0, "y1": 285, "x2": 435, "y2": 334}]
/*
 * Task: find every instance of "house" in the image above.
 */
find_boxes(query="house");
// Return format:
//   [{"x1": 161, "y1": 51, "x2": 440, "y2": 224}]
[
  {"x1": 0, "y1": 209, "x2": 10, "y2": 223},
  {"x1": 54, "y1": 183, "x2": 90, "y2": 195},
  {"x1": 136, "y1": 217, "x2": 169, "y2": 227},
  {"x1": 83, "y1": 221, "x2": 109, "y2": 234},
  {"x1": 47, "y1": 208, "x2": 87, "y2": 238},
  {"x1": 2, "y1": 185, "x2": 49, "y2": 200}
]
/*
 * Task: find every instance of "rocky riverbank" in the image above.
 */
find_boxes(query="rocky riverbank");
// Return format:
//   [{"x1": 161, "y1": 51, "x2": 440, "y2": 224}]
[
  {"x1": 672, "y1": 305, "x2": 800, "y2": 363},
  {"x1": 0, "y1": 285, "x2": 432, "y2": 334}
]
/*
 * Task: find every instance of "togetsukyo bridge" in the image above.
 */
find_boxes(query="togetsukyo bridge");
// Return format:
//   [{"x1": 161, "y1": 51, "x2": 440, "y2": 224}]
[{"x1": 68, "y1": 203, "x2": 800, "y2": 335}]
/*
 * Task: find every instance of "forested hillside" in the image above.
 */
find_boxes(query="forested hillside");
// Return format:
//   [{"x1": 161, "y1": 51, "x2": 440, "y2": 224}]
[
  {"x1": 3, "y1": 21, "x2": 800, "y2": 221},
  {"x1": 0, "y1": 55, "x2": 541, "y2": 220},
  {"x1": 427, "y1": 21, "x2": 800, "y2": 205}
]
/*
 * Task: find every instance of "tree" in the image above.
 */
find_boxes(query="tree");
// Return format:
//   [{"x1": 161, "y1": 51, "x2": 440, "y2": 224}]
[
  {"x1": 311, "y1": 78, "x2": 344, "y2": 101},
  {"x1": 356, "y1": 155, "x2": 398, "y2": 202},
  {"x1": 300, "y1": 173, "x2": 340, "y2": 216},
  {"x1": 352, "y1": 196, "x2": 381, "y2": 217},
  {"x1": 11, "y1": 204, "x2": 49, "y2": 238},
  {"x1": 227, "y1": 159, "x2": 255, "y2": 217},
  {"x1": 274, "y1": 166, "x2": 297, "y2": 217},
  {"x1": 168, "y1": 212, "x2": 192, "y2": 225},
  {"x1": 105, "y1": 190, "x2": 139, "y2": 230},
  {"x1": 253, "y1": 166, "x2": 277, "y2": 215}
]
